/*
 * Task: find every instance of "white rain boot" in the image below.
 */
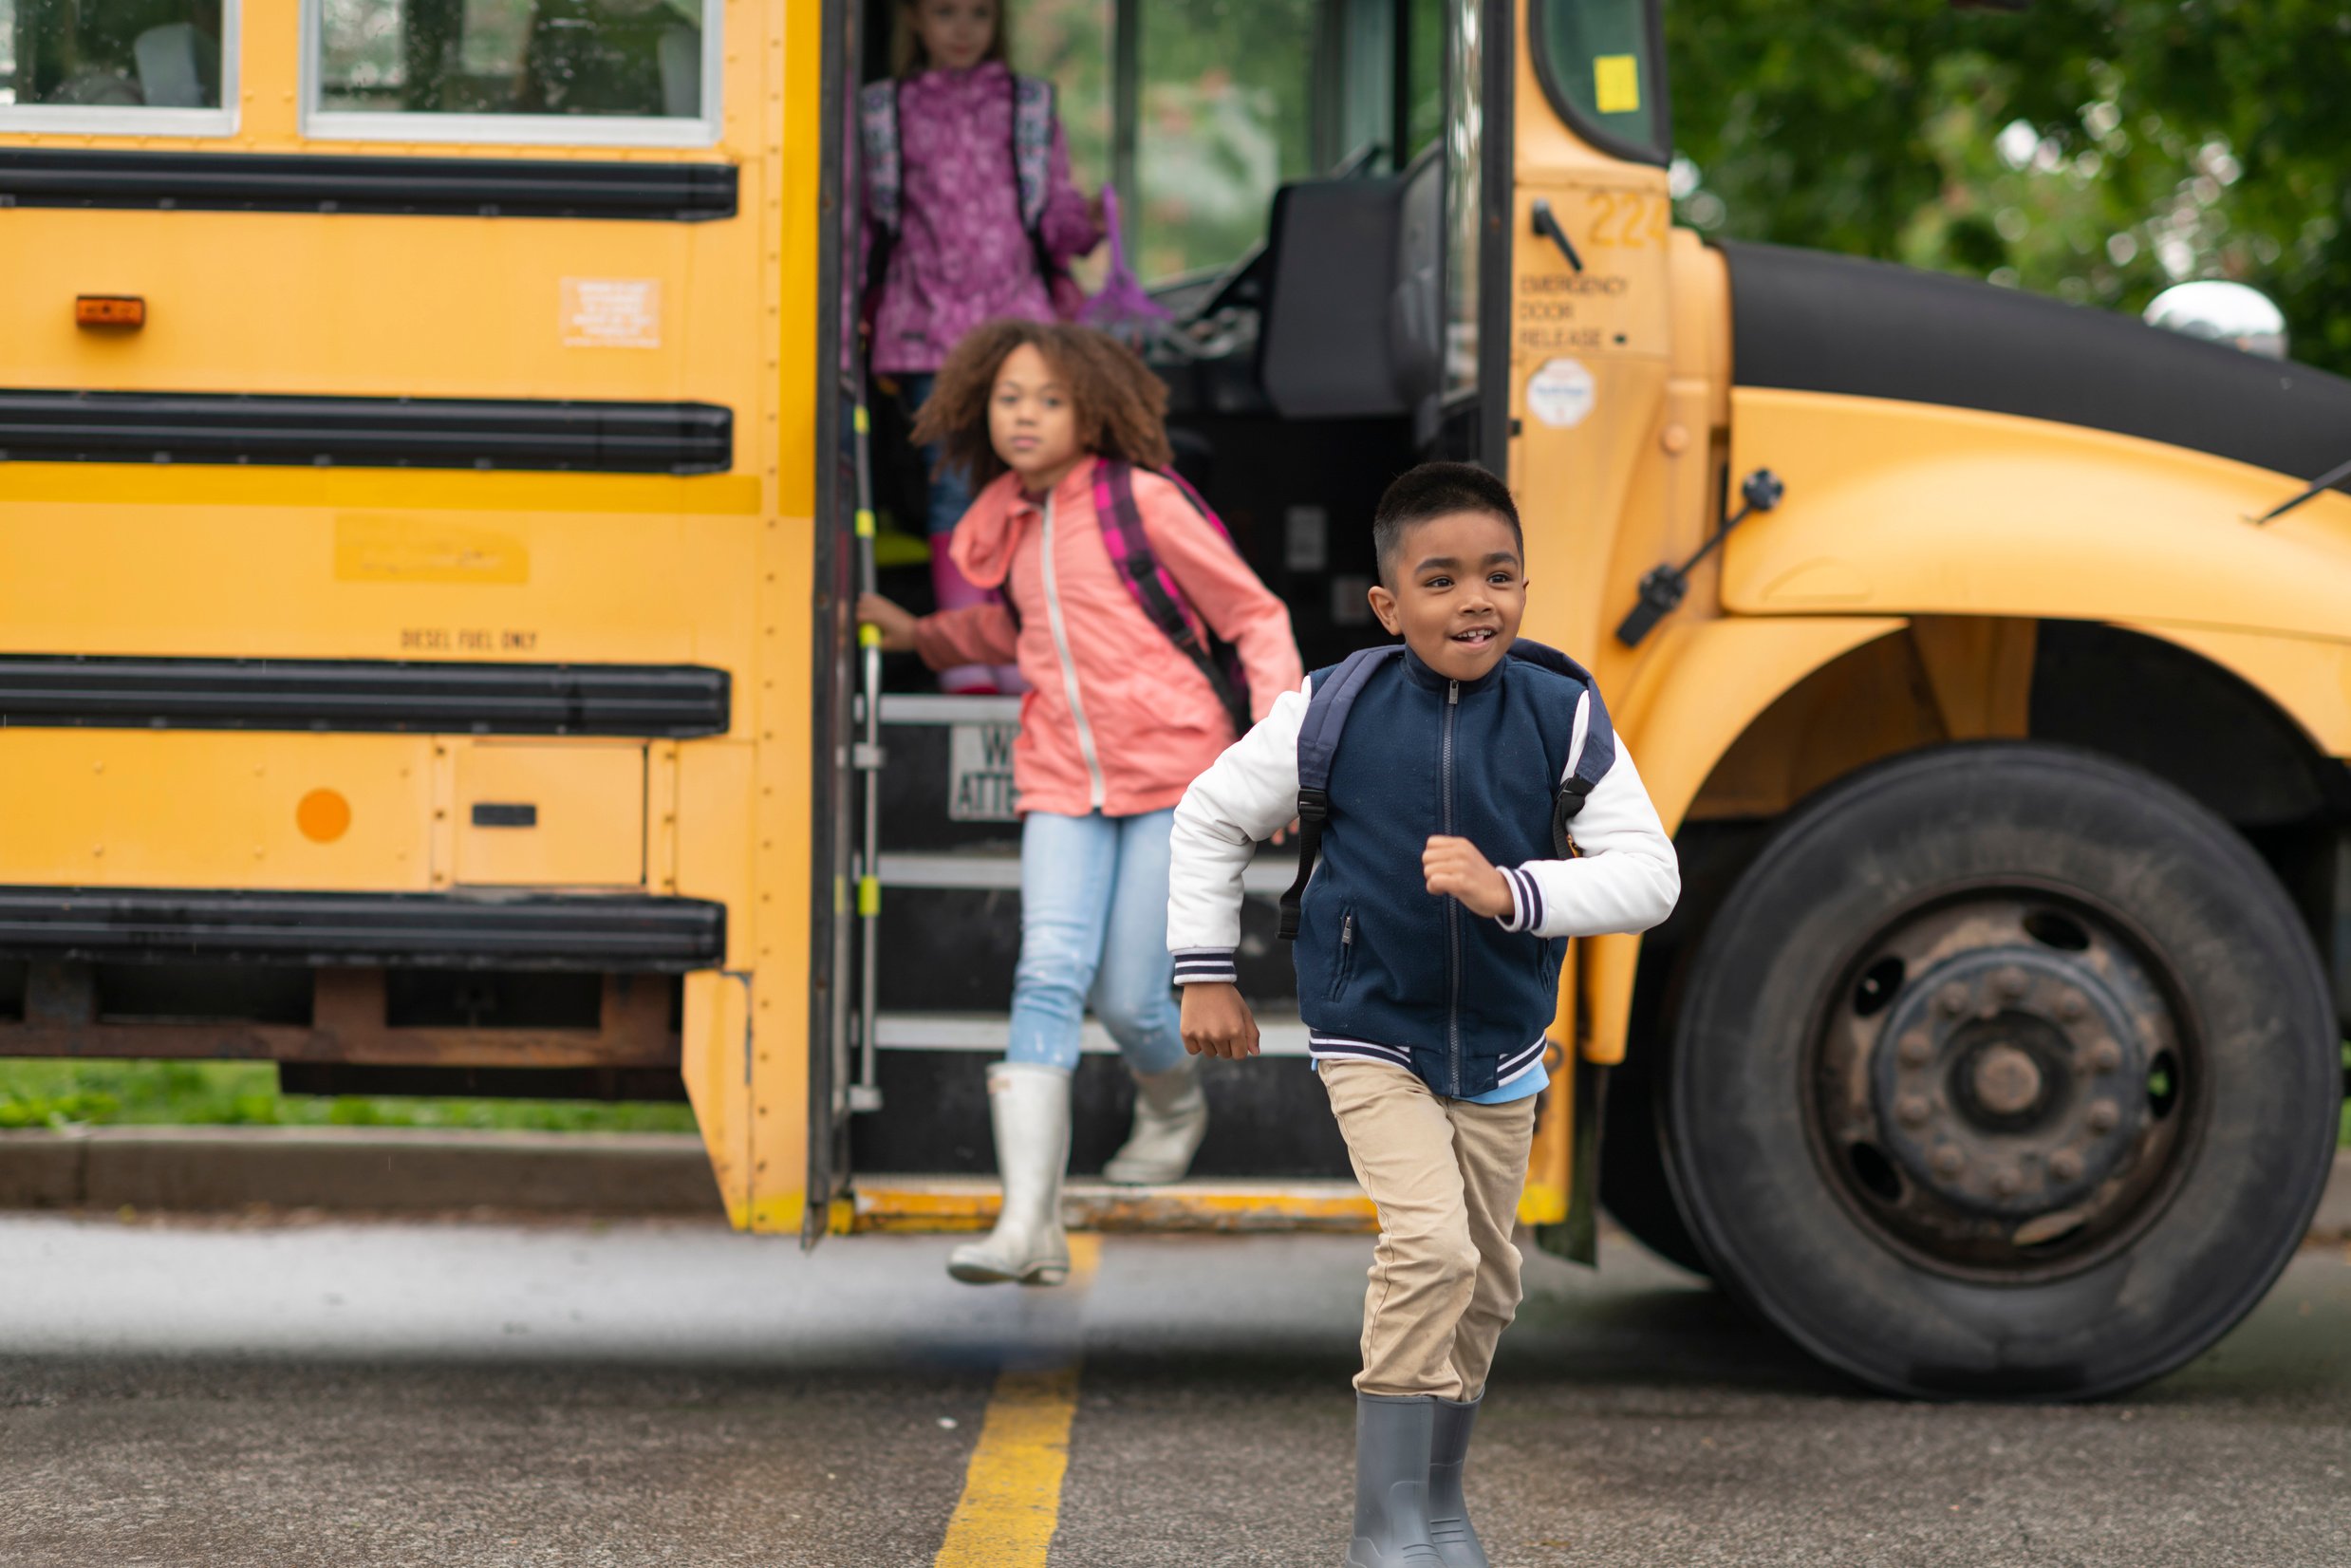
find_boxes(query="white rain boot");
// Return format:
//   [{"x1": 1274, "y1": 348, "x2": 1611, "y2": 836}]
[
  {"x1": 1102, "y1": 1060, "x2": 1210, "y2": 1185},
  {"x1": 947, "y1": 1063, "x2": 1072, "y2": 1286}
]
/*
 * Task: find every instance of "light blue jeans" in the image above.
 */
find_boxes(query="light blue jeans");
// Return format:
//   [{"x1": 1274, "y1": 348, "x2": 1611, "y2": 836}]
[{"x1": 1007, "y1": 808, "x2": 1188, "y2": 1076}]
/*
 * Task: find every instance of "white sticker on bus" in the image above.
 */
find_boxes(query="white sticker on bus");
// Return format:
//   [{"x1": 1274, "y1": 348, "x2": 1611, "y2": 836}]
[
  {"x1": 1526, "y1": 357, "x2": 1596, "y2": 428},
  {"x1": 948, "y1": 722, "x2": 1021, "y2": 822},
  {"x1": 561, "y1": 278, "x2": 662, "y2": 349}
]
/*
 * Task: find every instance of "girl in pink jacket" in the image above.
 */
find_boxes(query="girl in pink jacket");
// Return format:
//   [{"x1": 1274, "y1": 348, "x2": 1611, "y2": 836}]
[
  {"x1": 860, "y1": 0, "x2": 1104, "y2": 694},
  {"x1": 861, "y1": 322, "x2": 1302, "y2": 1287}
]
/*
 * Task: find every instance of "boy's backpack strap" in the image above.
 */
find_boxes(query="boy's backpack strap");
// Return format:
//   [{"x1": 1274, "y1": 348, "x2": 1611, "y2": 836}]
[
  {"x1": 1278, "y1": 646, "x2": 1403, "y2": 942},
  {"x1": 1507, "y1": 640, "x2": 1616, "y2": 855},
  {"x1": 858, "y1": 80, "x2": 904, "y2": 236},
  {"x1": 1093, "y1": 458, "x2": 1253, "y2": 737},
  {"x1": 1010, "y1": 75, "x2": 1054, "y2": 237}
]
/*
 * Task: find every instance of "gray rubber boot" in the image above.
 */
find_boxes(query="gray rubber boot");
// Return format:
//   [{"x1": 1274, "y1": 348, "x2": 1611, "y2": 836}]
[
  {"x1": 1102, "y1": 1060, "x2": 1209, "y2": 1185},
  {"x1": 1347, "y1": 1394, "x2": 1444, "y2": 1568},
  {"x1": 1427, "y1": 1395, "x2": 1486, "y2": 1568},
  {"x1": 946, "y1": 1063, "x2": 1072, "y2": 1286}
]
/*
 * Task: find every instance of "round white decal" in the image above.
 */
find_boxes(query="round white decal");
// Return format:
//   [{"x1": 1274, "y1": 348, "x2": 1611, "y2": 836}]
[{"x1": 1526, "y1": 357, "x2": 1595, "y2": 429}]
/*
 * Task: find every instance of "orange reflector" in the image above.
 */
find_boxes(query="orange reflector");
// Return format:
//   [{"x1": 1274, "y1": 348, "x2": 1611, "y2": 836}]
[
  {"x1": 296, "y1": 789, "x2": 353, "y2": 844},
  {"x1": 75, "y1": 295, "x2": 145, "y2": 328}
]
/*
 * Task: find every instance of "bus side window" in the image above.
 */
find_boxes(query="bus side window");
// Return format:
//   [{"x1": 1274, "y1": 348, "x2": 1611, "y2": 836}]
[
  {"x1": 312, "y1": 0, "x2": 709, "y2": 128},
  {"x1": 1530, "y1": 0, "x2": 1669, "y2": 163},
  {"x1": 1, "y1": 0, "x2": 224, "y2": 113}
]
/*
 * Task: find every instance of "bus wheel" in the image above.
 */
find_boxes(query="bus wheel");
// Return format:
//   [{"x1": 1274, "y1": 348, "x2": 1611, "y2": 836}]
[{"x1": 1667, "y1": 742, "x2": 2341, "y2": 1399}]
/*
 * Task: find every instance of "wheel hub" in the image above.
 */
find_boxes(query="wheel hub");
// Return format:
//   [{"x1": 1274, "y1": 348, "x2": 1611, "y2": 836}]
[{"x1": 1871, "y1": 947, "x2": 2145, "y2": 1218}]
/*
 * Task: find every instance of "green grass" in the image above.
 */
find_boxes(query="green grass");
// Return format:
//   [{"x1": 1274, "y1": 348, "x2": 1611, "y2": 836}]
[
  {"x1": 0, "y1": 1059, "x2": 698, "y2": 1135},
  {"x1": 6, "y1": 1051, "x2": 2345, "y2": 1143}
]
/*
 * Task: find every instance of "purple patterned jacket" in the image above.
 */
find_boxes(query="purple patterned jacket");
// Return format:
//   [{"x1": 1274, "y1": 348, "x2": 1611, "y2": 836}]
[{"x1": 860, "y1": 62, "x2": 1104, "y2": 375}]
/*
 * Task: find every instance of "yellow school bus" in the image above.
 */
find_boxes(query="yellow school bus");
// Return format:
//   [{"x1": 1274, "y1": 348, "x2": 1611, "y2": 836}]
[{"x1": 3, "y1": 0, "x2": 2345, "y2": 1399}]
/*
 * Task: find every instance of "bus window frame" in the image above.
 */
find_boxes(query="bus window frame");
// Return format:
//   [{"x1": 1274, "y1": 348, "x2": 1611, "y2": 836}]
[
  {"x1": 0, "y1": 0, "x2": 241, "y2": 137},
  {"x1": 298, "y1": 0, "x2": 724, "y2": 148},
  {"x1": 1437, "y1": 0, "x2": 1512, "y2": 467},
  {"x1": 1526, "y1": 0, "x2": 1670, "y2": 168}
]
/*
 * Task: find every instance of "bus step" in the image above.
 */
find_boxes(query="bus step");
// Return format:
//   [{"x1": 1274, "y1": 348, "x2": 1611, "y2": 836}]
[
  {"x1": 877, "y1": 850, "x2": 1298, "y2": 897},
  {"x1": 840, "y1": 1174, "x2": 1373, "y2": 1235},
  {"x1": 875, "y1": 1010, "x2": 1310, "y2": 1055}
]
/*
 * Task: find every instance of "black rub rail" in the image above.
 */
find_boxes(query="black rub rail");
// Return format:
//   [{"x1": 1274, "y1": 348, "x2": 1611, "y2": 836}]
[
  {"x1": 0, "y1": 390, "x2": 731, "y2": 474},
  {"x1": 0, "y1": 656, "x2": 731, "y2": 737},
  {"x1": 0, "y1": 889, "x2": 726, "y2": 971},
  {"x1": 0, "y1": 149, "x2": 738, "y2": 222}
]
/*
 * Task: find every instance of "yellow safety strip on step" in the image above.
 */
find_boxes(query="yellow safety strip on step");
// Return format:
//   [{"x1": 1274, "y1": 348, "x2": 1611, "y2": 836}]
[{"x1": 932, "y1": 1234, "x2": 1100, "y2": 1568}]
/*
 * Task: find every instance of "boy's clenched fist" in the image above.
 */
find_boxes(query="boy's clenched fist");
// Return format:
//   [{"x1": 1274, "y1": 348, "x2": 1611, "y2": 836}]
[{"x1": 1423, "y1": 835, "x2": 1512, "y2": 919}]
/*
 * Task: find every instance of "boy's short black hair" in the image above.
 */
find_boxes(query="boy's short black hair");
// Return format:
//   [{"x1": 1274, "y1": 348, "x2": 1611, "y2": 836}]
[{"x1": 1372, "y1": 462, "x2": 1524, "y2": 586}]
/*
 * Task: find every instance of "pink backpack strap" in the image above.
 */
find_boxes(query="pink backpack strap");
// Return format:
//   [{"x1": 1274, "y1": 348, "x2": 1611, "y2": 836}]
[{"x1": 1092, "y1": 459, "x2": 1253, "y2": 736}]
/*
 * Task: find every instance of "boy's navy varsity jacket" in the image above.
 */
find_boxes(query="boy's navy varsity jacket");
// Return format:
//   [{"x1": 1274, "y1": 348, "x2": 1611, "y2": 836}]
[{"x1": 1166, "y1": 644, "x2": 1680, "y2": 1099}]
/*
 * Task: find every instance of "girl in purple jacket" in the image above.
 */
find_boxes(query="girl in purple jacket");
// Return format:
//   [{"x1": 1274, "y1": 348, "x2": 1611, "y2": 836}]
[{"x1": 860, "y1": 0, "x2": 1105, "y2": 694}]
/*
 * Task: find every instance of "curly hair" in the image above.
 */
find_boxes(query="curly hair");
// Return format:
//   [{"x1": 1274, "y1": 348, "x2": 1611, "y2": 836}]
[{"x1": 909, "y1": 320, "x2": 1173, "y2": 491}]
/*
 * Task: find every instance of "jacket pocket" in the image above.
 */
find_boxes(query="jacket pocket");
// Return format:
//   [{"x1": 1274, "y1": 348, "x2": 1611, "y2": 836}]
[{"x1": 1328, "y1": 907, "x2": 1358, "y2": 1002}]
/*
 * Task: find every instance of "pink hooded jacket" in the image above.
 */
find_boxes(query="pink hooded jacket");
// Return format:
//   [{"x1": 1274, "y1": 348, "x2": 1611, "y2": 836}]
[{"x1": 913, "y1": 459, "x2": 1304, "y2": 819}]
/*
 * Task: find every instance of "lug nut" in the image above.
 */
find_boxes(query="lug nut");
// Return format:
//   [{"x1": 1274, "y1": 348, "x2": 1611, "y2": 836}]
[
  {"x1": 2086, "y1": 1101, "x2": 2119, "y2": 1133},
  {"x1": 1932, "y1": 1146, "x2": 1966, "y2": 1179},
  {"x1": 1936, "y1": 983, "x2": 1968, "y2": 1017},
  {"x1": 1995, "y1": 968, "x2": 2028, "y2": 1001},
  {"x1": 1991, "y1": 1170, "x2": 2019, "y2": 1199},
  {"x1": 2050, "y1": 1149, "x2": 2083, "y2": 1183},
  {"x1": 1899, "y1": 1032, "x2": 1934, "y2": 1068},
  {"x1": 2058, "y1": 993, "x2": 2088, "y2": 1022},
  {"x1": 1896, "y1": 1095, "x2": 1931, "y2": 1128},
  {"x1": 2090, "y1": 1041, "x2": 2122, "y2": 1073}
]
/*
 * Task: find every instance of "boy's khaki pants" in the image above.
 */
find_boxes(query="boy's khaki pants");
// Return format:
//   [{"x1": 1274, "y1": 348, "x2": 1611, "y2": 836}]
[{"x1": 1321, "y1": 1058, "x2": 1539, "y2": 1400}]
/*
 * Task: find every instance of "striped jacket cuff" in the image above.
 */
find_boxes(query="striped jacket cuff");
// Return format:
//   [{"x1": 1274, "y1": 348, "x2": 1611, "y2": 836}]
[
  {"x1": 1171, "y1": 947, "x2": 1240, "y2": 985},
  {"x1": 1495, "y1": 865, "x2": 1545, "y2": 934}
]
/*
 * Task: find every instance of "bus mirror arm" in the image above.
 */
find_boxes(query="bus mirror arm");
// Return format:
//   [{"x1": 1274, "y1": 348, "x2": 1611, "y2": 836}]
[
  {"x1": 1614, "y1": 469, "x2": 1785, "y2": 647},
  {"x1": 1531, "y1": 199, "x2": 1584, "y2": 273},
  {"x1": 2248, "y1": 455, "x2": 2351, "y2": 526}
]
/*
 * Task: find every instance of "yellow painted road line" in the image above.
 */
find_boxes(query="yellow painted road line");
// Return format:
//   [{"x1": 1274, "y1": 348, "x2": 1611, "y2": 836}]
[{"x1": 932, "y1": 1233, "x2": 1101, "y2": 1568}]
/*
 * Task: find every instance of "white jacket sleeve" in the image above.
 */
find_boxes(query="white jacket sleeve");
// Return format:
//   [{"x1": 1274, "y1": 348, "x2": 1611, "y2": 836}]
[
  {"x1": 1494, "y1": 692, "x2": 1681, "y2": 940},
  {"x1": 1166, "y1": 678, "x2": 1310, "y2": 983}
]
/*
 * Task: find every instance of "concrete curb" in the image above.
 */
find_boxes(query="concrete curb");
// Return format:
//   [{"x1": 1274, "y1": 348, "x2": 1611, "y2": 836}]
[
  {"x1": 0, "y1": 1129, "x2": 2344, "y2": 1235},
  {"x1": 0, "y1": 1126, "x2": 723, "y2": 1218}
]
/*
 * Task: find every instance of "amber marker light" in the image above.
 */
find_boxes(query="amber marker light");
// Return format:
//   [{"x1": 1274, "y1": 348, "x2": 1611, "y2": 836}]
[
  {"x1": 296, "y1": 789, "x2": 353, "y2": 844},
  {"x1": 75, "y1": 295, "x2": 146, "y2": 328}
]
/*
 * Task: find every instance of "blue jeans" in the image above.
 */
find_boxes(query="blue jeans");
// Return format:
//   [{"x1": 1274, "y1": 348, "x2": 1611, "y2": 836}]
[{"x1": 1007, "y1": 809, "x2": 1187, "y2": 1075}]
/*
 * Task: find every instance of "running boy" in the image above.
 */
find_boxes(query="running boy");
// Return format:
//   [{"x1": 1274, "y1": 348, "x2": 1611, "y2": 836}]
[{"x1": 1166, "y1": 462, "x2": 1679, "y2": 1568}]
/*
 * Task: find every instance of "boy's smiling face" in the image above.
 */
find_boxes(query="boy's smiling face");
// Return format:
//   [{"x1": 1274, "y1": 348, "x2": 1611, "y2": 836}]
[{"x1": 1368, "y1": 509, "x2": 1528, "y2": 683}]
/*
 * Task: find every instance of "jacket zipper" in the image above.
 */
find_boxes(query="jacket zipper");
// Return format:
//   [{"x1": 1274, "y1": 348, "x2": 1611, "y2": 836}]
[
  {"x1": 1444, "y1": 678, "x2": 1461, "y2": 1095},
  {"x1": 1039, "y1": 491, "x2": 1107, "y2": 811}
]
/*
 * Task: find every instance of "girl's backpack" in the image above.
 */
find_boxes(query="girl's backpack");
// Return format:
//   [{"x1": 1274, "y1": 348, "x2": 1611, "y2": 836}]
[
  {"x1": 996, "y1": 459, "x2": 1255, "y2": 738},
  {"x1": 1092, "y1": 459, "x2": 1252, "y2": 738},
  {"x1": 858, "y1": 74, "x2": 1076, "y2": 323}
]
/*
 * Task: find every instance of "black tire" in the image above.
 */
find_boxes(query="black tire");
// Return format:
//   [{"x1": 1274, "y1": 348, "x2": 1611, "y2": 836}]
[{"x1": 1669, "y1": 742, "x2": 2341, "y2": 1400}]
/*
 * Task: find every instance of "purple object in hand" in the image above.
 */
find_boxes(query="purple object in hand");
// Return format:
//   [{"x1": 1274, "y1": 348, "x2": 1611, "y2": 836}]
[{"x1": 1081, "y1": 185, "x2": 1170, "y2": 339}]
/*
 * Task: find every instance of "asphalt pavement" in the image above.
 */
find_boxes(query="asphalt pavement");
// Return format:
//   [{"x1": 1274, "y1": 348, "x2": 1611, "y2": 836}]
[{"x1": 1, "y1": 1214, "x2": 2345, "y2": 1567}]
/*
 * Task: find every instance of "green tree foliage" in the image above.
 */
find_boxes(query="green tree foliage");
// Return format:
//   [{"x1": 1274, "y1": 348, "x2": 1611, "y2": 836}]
[{"x1": 1665, "y1": 1, "x2": 2351, "y2": 373}]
